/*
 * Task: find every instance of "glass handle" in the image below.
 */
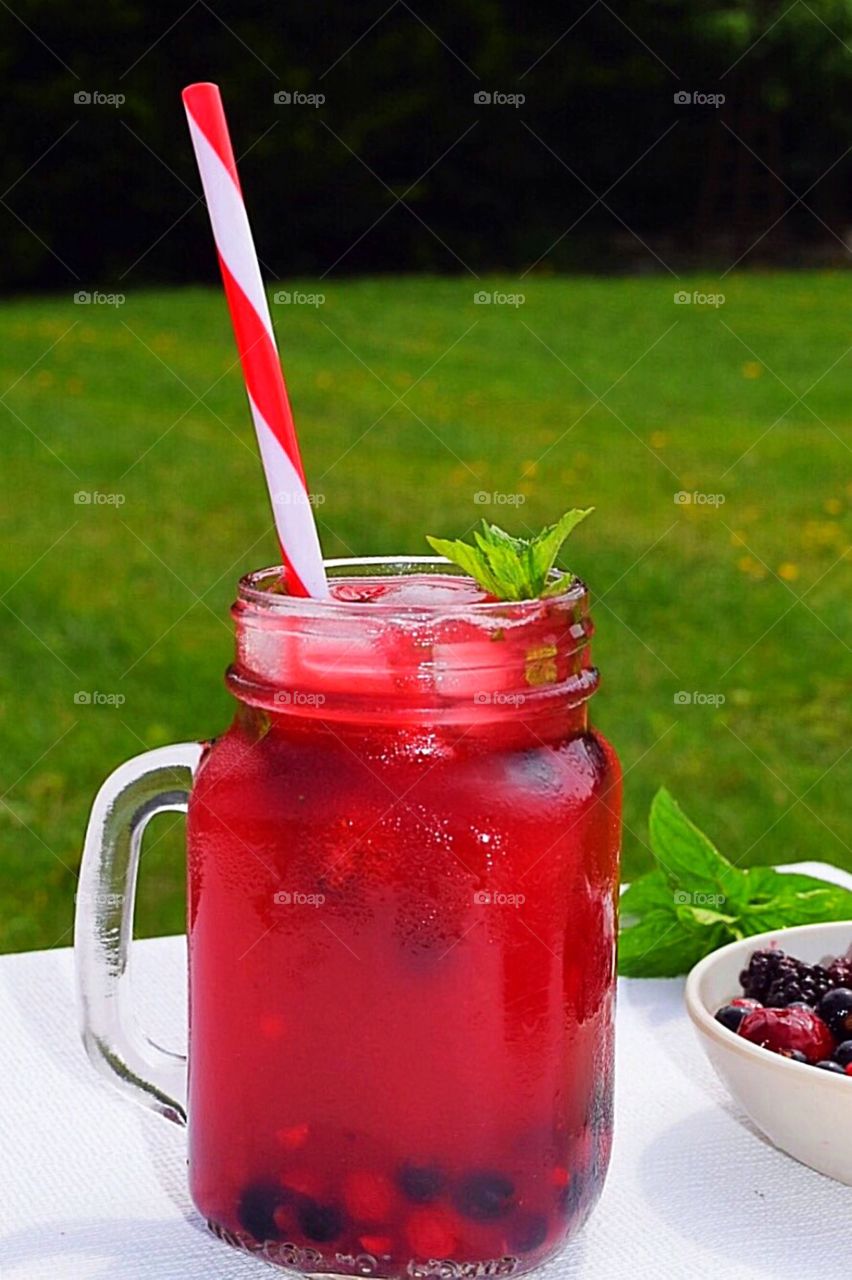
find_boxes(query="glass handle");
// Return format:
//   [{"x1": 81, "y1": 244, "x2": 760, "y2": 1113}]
[{"x1": 74, "y1": 743, "x2": 203, "y2": 1125}]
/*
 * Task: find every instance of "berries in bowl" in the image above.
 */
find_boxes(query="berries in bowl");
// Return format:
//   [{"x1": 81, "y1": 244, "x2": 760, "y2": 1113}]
[
  {"x1": 684, "y1": 921, "x2": 852, "y2": 1185},
  {"x1": 712, "y1": 948, "x2": 852, "y2": 1073}
]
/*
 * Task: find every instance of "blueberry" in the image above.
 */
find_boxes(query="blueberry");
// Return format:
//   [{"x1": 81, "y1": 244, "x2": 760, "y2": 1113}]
[
  {"x1": 834, "y1": 1040, "x2": 852, "y2": 1068},
  {"x1": 297, "y1": 1199, "x2": 344, "y2": 1243},
  {"x1": 817, "y1": 988, "x2": 852, "y2": 1038},
  {"x1": 508, "y1": 1211, "x2": 549, "y2": 1253},
  {"x1": 238, "y1": 1180, "x2": 283, "y2": 1241},
  {"x1": 784, "y1": 1049, "x2": 809, "y2": 1062},
  {"x1": 454, "y1": 1171, "x2": 515, "y2": 1221},
  {"x1": 715, "y1": 1004, "x2": 749, "y2": 1033},
  {"x1": 397, "y1": 1164, "x2": 446, "y2": 1204},
  {"x1": 815, "y1": 1060, "x2": 847, "y2": 1074}
]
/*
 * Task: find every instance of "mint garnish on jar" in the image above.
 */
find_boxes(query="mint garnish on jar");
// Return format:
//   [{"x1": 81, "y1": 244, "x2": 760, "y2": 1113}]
[{"x1": 426, "y1": 508, "x2": 593, "y2": 601}]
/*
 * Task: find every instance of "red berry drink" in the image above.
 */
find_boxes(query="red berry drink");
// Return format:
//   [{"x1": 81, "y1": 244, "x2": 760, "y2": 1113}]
[{"x1": 187, "y1": 560, "x2": 621, "y2": 1278}]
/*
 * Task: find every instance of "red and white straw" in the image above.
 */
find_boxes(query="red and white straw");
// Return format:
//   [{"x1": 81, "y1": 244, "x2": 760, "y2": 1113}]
[{"x1": 182, "y1": 82, "x2": 328, "y2": 598}]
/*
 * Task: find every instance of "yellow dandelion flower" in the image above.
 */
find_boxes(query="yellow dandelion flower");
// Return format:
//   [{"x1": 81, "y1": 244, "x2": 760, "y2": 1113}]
[
  {"x1": 742, "y1": 361, "x2": 762, "y2": 379},
  {"x1": 778, "y1": 562, "x2": 799, "y2": 581},
  {"x1": 35, "y1": 370, "x2": 54, "y2": 388},
  {"x1": 824, "y1": 497, "x2": 842, "y2": 515},
  {"x1": 650, "y1": 431, "x2": 667, "y2": 449},
  {"x1": 523, "y1": 460, "x2": 538, "y2": 477}
]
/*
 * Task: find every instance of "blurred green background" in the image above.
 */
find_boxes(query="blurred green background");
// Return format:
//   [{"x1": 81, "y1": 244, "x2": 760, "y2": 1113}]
[{"x1": 1, "y1": 272, "x2": 849, "y2": 952}]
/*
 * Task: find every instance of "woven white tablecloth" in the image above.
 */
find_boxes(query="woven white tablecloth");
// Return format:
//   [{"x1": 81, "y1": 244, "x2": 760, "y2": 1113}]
[{"x1": 1, "y1": 863, "x2": 849, "y2": 1280}]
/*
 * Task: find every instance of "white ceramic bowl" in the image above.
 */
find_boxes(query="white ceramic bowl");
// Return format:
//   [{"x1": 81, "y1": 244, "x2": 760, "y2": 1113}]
[{"x1": 685, "y1": 920, "x2": 852, "y2": 1185}]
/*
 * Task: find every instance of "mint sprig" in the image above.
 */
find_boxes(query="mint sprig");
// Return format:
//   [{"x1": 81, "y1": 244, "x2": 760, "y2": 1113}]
[
  {"x1": 426, "y1": 508, "x2": 593, "y2": 601},
  {"x1": 620, "y1": 788, "x2": 852, "y2": 977}
]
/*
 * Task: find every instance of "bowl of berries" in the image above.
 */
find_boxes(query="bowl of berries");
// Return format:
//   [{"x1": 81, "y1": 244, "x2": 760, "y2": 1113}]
[{"x1": 685, "y1": 921, "x2": 852, "y2": 1184}]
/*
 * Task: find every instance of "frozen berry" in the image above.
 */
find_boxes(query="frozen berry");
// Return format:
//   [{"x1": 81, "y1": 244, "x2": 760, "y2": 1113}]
[
  {"x1": 397, "y1": 1164, "x2": 446, "y2": 1204},
  {"x1": 783, "y1": 1048, "x2": 809, "y2": 1062},
  {"x1": 454, "y1": 1171, "x2": 515, "y2": 1221},
  {"x1": 817, "y1": 988, "x2": 852, "y2": 1039},
  {"x1": 359, "y1": 1235, "x2": 392, "y2": 1255},
  {"x1": 833, "y1": 1040, "x2": 852, "y2": 1068},
  {"x1": 238, "y1": 1180, "x2": 284, "y2": 1241},
  {"x1": 739, "y1": 949, "x2": 787, "y2": 1002},
  {"x1": 815, "y1": 1060, "x2": 847, "y2": 1074},
  {"x1": 297, "y1": 1200, "x2": 344, "y2": 1243},
  {"x1": 508, "y1": 1211, "x2": 549, "y2": 1252},
  {"x1": 737, "y1": 1005, "x2": 834, "y2": 1063},
  {"x1": 827, "y1": 957, "x2": 852, "y2": 988},
  {"x1": 343, "y1": 1171, "x2": 395, "y2": 1222},
  {"x1": 715, "y1": 1003, "x2": 749, "y2": 1032},
  {"x1": 406, "y1": 1208, "x2": 458, "y2": 1257},
  {"x1": 729, "y1": 997, "x2": 762, "y2": 1009}
]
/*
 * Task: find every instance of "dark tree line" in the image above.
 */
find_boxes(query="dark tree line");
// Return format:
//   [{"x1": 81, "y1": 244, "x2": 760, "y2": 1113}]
[{"x1": 2, "y1": 0, "x2": 851, "y2": 289}]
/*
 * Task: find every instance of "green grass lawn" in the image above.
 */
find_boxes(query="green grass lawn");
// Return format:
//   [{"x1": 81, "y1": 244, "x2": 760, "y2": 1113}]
[{"x1": 1, "y1": 272, "x2": 850, "y2": 953}]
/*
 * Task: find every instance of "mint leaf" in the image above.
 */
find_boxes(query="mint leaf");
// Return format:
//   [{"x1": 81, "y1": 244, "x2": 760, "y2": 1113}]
[
  {"x1": 618, "y1": 907, "x2": 733, "y2": 978},
  {"x1": 426, "y1": 508, "x2": 593, "y2": 601},
  {"x1": 619, "y1": 789, "x2": 852, "y2": 977},
  {"x1": 649, "y1": 787, "x2": 747, "y2": 912}
]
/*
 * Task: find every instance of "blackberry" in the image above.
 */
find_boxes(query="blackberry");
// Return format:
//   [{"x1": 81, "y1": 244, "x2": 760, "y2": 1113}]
[
  {"x1": 765, "y1": 962, "x2": 832, "y2": 1009},
  {"x1": 827, "y1": 957, "x2": 852, "y2": 989},
  {"x1": 739, "y1": 949, "x2": 788, "y2": 1002},
  {"x1": 297, "y1": 1200, "x2": 344, "y2": 1243},
  {"x1": 238, "y1": 1180, "x2": 284, "y2": 1242},
  {"x1": 454, "y1": 1171, "x2": 515, "y2": 1221},
  {"x1": 397, "y1": 1164, "x2": 446, "y2": 1204},
  {"x1": 508, "y1": 1212, "x2": 549, "y2": 1253}
]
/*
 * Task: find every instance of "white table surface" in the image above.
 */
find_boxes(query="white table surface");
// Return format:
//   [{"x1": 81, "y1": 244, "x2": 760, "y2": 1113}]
[{"x1": 1, "y1": 864, "x2": 850, "y2": 1280}]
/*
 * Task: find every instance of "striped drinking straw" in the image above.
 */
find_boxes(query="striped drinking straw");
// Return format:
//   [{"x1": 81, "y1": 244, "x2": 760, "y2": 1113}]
[{"x1": 182, "y1": 82, "x2": 328, "y2": 598}]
